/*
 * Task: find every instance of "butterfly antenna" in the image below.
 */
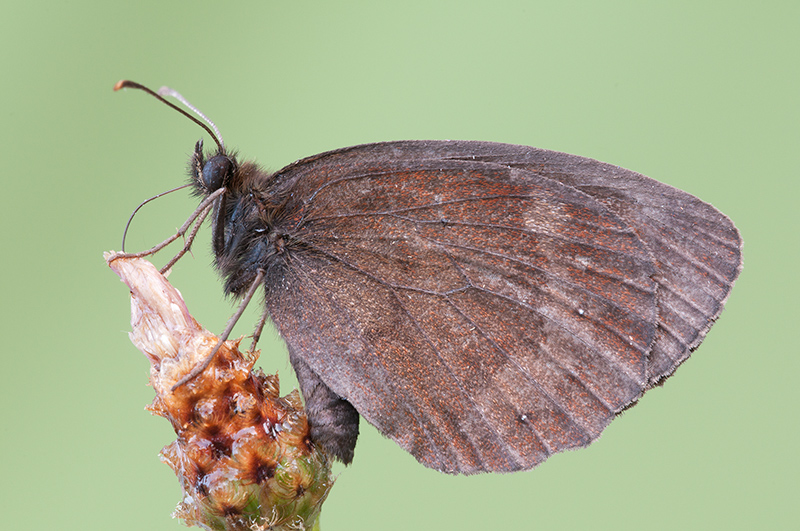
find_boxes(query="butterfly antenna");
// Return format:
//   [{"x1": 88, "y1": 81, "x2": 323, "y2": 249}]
[
  {"x1": 157, "y1": 86, "x2": 225, "y2": 150},
  {"x1": 114, "y1": 80, "x2": 225, "y2": 153}
]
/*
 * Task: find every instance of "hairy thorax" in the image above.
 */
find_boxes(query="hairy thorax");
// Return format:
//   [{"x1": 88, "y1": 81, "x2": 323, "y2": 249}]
[{"x1": 214, "y1": 161, "x2": 292, "y2": 296}]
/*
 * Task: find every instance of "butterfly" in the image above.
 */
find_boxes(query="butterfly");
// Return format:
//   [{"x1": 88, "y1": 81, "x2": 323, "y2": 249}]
[{"x1": 116, "y1": 80, "x2": 742, "y2": 474}]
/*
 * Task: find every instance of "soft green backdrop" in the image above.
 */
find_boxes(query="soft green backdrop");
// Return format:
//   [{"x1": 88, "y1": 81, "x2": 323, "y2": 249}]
[{"x1": 1, "y1": 1, "x2": 796, "y2": 530}]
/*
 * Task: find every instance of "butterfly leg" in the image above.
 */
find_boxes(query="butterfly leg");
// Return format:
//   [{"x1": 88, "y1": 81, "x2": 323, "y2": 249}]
[
  {"x1": 171, "y1": 268, "x2": 265, "y2": 391},
  {"x1": 249, "y1": 306, "x2": 270, "y2": 354},
  {"x1": 115, "y1": 188, "x2": 226, "y2": 272}
]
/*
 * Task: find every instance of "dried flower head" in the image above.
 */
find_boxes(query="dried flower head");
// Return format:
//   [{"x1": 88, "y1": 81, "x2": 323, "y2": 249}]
[{"x1": 106, "y1": 252, "x2": 333, "y2": 531}]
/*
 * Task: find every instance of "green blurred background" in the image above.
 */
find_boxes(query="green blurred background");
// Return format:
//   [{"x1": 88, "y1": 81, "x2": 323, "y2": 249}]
[{"x1": 1, "y1": 1, "x2": 796, "y2": 530}]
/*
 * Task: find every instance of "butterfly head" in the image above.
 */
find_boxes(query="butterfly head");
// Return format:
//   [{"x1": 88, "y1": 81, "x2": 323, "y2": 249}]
[{"x1": 191, "y1": 138, "x2": 238, "y2": 196}]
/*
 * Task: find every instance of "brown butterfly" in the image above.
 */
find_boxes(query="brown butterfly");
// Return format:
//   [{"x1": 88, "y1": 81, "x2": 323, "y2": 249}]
[{"x1": 116, "y1": 80, "x2": 742, "y2": 474}]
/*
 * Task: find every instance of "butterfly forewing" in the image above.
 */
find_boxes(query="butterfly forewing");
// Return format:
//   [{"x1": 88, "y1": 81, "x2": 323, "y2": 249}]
[{"x1": 257, "y1": 141, "x2": 724, "y2": 473}]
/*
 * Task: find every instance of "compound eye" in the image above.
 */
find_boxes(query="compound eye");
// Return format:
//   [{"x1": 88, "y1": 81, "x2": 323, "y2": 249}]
[{"x1": 201, "y1": 155, "x2": 233, "y2": 191}]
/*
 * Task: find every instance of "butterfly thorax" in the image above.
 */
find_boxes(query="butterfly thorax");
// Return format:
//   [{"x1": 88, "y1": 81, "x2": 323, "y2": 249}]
[{"x1": 191, "y1": 143, "x2": 292, "y2": 297}]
